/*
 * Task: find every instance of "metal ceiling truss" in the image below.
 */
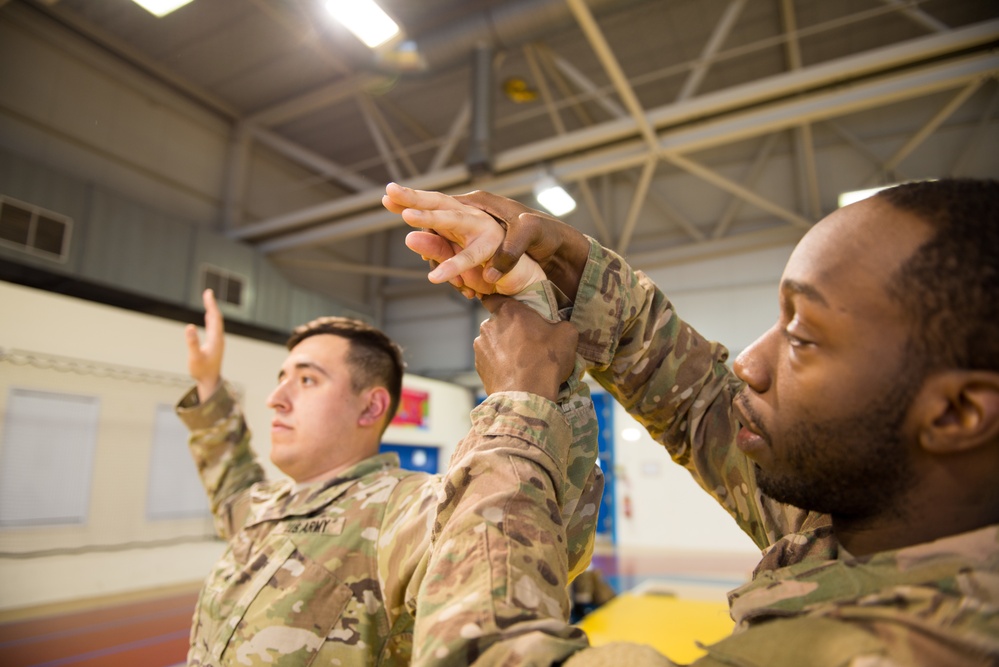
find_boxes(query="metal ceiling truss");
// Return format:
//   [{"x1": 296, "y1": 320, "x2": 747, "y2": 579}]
[{"x1": 200, "y1": 4, "x2": 998, "y2": 285}]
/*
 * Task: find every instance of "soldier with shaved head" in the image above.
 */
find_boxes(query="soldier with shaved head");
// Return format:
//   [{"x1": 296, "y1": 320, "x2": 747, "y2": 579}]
[{"x1": 387, "y1": 178, "x2": 999, "y2": 666}]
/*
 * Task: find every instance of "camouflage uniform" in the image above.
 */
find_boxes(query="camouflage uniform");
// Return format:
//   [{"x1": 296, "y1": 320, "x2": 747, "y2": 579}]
[
  {"x1": 564, "y1": 238, "x2": 999, "y2": 666},
  {"x1": 176, "y1": 280, "x2": 602, "y2": 667},
  {"x1": 411, "y1": 281, "x2": 601, "y2": 666}
]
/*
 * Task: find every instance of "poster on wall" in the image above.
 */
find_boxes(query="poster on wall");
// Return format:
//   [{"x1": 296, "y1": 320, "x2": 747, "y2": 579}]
[
  {"x1": 380, "y1": 443, "x2": 439, "y2": 474},
  {"x1": 391, "y1": 387, "x2": 429, "y2": 428}
]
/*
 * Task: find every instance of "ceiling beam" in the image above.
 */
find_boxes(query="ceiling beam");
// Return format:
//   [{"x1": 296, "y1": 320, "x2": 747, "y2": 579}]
[
  {"x1": 272, "y1": 257, "x2": 426, "y2": 279},
  {"x1": 566, "y1": 0, "x2": 658, "y2": 150},
  {"x1": 427, "y1": 102, "x2": 471, "y2": 174},
  {"x1": 864, "y1": 78, "x2": 984, "y2": 183},
  {"x1": 549, "y1": 50, "x2": 626, "y2": 120},
  {"x1": 246, "y1": 73, "x2": 388, "y2": 127},
  {"x1": 251, "y1": 50, "x2": 998, "y2": 254},
  {"x1": 249, "y1": 125, "x2": 377, "y2": 192},
  {"x1": 616, "y1": 156, "x2": 658, "y2": 252},
  {"x1": 14, "y1": 0, "x2": 238, "y2": 119},
  {"x1": 244, "y1": 21, "x2": 999, "y2": 250},
  {"x1": 676, "y1": 0, "x2": 747, "y2": 102},
  {"x1": 497, "y1": 19, "x2": 999, "y2": 170},
  {"x1": 358, "y1": 95, "x2": 403, "y2": 183},
  {"x1": 712, "y1": 132, "x2": 780, "y2": 239},
  {"x1": 877, "y1": 0, "x2": 948, "y2": 33},
  {"x1": 626, "y1": 225, "x2": 807, "y2": 270},
  {"x1": 949, "y1": 80, "x2": 999, "y2": 177}
]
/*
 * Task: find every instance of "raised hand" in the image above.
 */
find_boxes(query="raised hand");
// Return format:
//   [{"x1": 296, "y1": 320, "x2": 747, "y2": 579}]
[
  {"x1": 184, "y1": 288, "x2": 224, "y2": 402},
  {"x1": 454, "y1": 190, "x2": 590, "y2": 301},
  {"x1": 474, "y1": 294, "x2": 578, "y2": 401},
  {"x1": 384, "y1": 183, "x2": 545, "y2": 297},
  {"x1": 404, "y1": 230, "x2": 545, "y2": 297}
]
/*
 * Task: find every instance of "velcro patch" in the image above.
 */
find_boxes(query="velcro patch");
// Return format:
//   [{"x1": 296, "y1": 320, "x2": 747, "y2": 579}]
[{"x1": 276, "y1": 516, "x2": 346, "y2": 535}]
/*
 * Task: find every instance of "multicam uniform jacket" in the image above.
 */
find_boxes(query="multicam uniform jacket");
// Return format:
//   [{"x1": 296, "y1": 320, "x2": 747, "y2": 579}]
[
  {"x1": 564, "y1": 237, "x2": 999, "y2": 666},
  {"x1": 411, "y1": 281, "x2": 601, "y2": 667},
  {"x1": 175, "y1": 281, "x2": 602, "y2": 667}
]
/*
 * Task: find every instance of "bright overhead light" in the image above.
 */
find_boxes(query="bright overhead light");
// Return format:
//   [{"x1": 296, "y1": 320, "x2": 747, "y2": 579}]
[
  {"x1": 130, "y1": 0, "x2": 195, "y2": 17},
  {"x1": 534, "y1": 175, "x2": 577, "y2": 217},
  {"x1": 325, "y1": 0, "x2": 401, "y2": 49},
  {"x1": 839, "y1": 180, "x2": 938, "y2": 208},
  {"x1": 838, "y1": 185, "x2": 892, "y2": 208}
]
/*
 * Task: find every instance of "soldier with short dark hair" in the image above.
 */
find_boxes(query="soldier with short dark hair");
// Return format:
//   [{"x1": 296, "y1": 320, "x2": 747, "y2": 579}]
[
  {"x1": 387, "y1": 178, "x2": 999, "y2": 666},
  {"x1": 177, "y1": 264, "x2": 603, "y2": 666}
]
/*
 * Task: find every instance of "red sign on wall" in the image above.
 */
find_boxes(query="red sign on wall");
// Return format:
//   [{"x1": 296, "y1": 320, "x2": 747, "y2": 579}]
[{"x1": 392, "y1": 387, "x2": 429, "y2": 428}]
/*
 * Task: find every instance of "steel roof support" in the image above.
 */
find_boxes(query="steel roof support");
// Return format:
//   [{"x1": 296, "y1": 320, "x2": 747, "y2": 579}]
[
  {"x1": 949, "y1": 80, "x2": 999, "y2": 177},
  {"x1": 712, "y1": 133, "x2": 781, "y2": 239},
  {"x1": 676, "y1": 0, "x2": 747, "y2": 102},
  {"x1": 864, "y1": 78, "x2": 985, "y2": 184},
  {"x1": 246, "y1": 46, "x2": 999, "y2": 252}
]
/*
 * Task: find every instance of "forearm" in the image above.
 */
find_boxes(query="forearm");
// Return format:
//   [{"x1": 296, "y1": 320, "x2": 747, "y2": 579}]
[
  {"x1": 570, "y1": 238, "x2": 789, "y2": 549},
  {"x1": 176, "y1": 382, "x2": 263, "y2": 538},
  {"x1": 413, "y1": 393, "x2": 588, "y2": 666},
  {"x1": 509, "y1": 281, "x2": 602, "y2": 578}
]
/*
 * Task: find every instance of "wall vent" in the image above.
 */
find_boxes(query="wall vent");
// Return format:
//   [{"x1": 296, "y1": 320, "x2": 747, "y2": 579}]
[
  {"x1": 0, "y1": 195, "x2": 72, "y2": 262},
  {"x1": 201, "y1": 265, "x2": 246, "y2": 308}
]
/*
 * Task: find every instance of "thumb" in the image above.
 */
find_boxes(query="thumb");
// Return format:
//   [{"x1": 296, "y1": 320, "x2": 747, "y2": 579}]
[
  {"x1": 185, "y1": 324, "x2": 201, "y2": 354},
  {"x1": 483, "y1": 212, "x2": 543, "y2": 280}
]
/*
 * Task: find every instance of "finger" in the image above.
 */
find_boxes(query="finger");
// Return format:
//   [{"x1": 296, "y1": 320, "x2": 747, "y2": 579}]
[
  {"x1": 399, "y1": 206, "x2": 492, "y2": 236},
  {"x1": 403, "y1": 219, "x2": 503, "y2": 284},
  {"x1": 405, "y1": 232, "x2": 474, "y2": 288},
  {"x1": 485, "y1": 211, "x2": 544, "y2": 279},
  {"x1": 184, "y1": 323, "x2": 201, "y2": 356},
  {"x1": 405, "y1": 231, "x2": 456, "y2": 265},
  {"x1": 427, "y1": 239, "x2": 498, "y2": 284},
  {"x1": 386, "y1": 182, "x2": 470, "y2": 213},
  {"x1": 202, "y1": 289, "x2": 224, "y2": 347},
  {"x1": 454, "y1": 190, "x2": 538, "y2": 223},
  {"x1": 382, "y1": 194, "x2": 407, "y2": 215}
]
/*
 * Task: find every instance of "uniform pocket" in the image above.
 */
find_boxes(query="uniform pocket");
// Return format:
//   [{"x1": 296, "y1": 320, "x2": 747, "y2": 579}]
[{"x1": 213, "y1": 536, "x2": 352, "y2": 666}]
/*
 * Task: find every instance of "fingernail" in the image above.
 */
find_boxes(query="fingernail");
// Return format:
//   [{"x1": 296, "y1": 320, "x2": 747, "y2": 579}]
[
  {"x1": 428, "y1": 267, "x2": 444, "y2": 282},
  {"x1": 483, "y1": 268, "x2": 501, "y2": 283}
]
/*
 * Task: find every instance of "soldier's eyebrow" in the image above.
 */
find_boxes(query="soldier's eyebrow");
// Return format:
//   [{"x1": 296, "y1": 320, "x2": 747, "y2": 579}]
[
  {"x1": 781, "y1": 279, "x2": 829, "y2": 308},
  {"x1": 277, "y1": 361, "x2": 331, "y2": 382}
]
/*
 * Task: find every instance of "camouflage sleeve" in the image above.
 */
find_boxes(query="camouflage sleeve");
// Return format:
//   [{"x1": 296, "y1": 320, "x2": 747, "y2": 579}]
[
  {"x1": 377, "y1": 471, "x2": 441, "y2": 648},
  {"x1": 570, "y1": 237, "x2": 814, "y2": 550},
  {"x1": 411, "y1": 391, "x2": 590, "y2": 667},
  {"x1": 176, "y1": 382, "x2": 265, "y2": 540},
  {"x1": 408, "y1": 280, "x2": 601, "y2": 666},
  {"x1": 514, "y1": 281, "x2": 604, "y2": 582}
]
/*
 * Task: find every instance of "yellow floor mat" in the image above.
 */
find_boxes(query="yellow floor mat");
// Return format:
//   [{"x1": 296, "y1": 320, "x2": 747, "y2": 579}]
[{"x1": 576, "y1": 591, "x2": 734, "y2": 664}]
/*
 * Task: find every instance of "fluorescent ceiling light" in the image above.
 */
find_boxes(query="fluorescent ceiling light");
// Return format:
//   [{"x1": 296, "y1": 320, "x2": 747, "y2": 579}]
[
  {"x1": 534, "y1": 176, "x2": 577, "y2": 217},
  {"x1": 130, "y1": 0, "x2": 195, "y2": 17},
  {"x1": 838, "y1": 185, "x2": 892, "y2": 208},
  {"x1": 325, "y1": 0, "x2": 400, "y2": 48}
]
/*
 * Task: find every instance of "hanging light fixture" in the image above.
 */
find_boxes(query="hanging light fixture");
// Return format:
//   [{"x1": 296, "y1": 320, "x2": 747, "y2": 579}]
[
  {"x1": 534, "y1": 175, "x2": 577, "y2": 217},
  {"x1": 324, "y1": 0, "x2": 401, "y2": 49}
]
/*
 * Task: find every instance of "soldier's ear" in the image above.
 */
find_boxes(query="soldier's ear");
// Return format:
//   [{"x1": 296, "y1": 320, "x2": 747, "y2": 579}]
[
  {"x1": 914, "y1": 370, "x2": 999, "y2": 454},
  {"x1": 358, "y1": 386, "x2": 390, "y2": 428}
]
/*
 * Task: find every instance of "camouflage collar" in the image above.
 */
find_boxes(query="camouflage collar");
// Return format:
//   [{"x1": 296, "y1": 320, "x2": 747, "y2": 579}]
[
  {"x1": 730, "y1": 523, "x2": 999, "y2": 625},
  {"x1": 245, "y1": 453, "x2": 401, "y2": 526}
]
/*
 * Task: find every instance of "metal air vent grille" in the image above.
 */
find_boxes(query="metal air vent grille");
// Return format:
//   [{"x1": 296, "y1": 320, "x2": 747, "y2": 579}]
[{"x1": 0, "y1": 195, "x2": 72, "y2": 262}]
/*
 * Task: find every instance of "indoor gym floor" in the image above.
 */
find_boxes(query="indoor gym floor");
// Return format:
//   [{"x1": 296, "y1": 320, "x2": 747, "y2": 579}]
[{"x1": 0, "y1": 549, "x2": 753, "y2": 666}]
